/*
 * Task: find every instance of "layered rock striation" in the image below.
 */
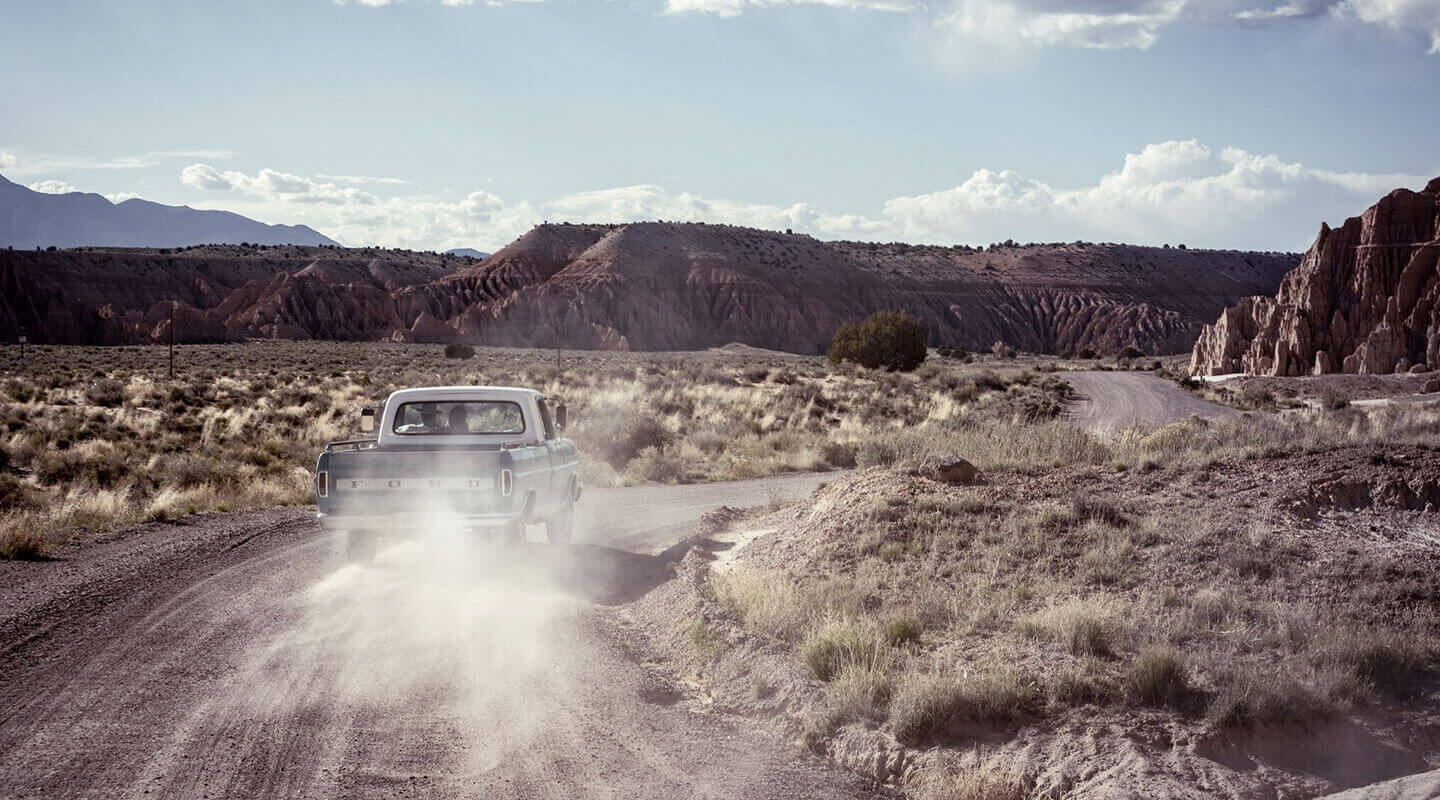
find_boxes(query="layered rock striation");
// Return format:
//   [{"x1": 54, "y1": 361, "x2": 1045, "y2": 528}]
[
  {"x1": 1, "y1": 224, "x2": 1297, "y2": 355},
  {"x1": 1192, "y1": 177, "x2": 1440, "y2": 375}
]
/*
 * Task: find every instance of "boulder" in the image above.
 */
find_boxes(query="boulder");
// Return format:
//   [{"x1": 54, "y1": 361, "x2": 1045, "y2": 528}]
[{"x1": 928, "y1": 458, "x2": 981, "y2": 486}]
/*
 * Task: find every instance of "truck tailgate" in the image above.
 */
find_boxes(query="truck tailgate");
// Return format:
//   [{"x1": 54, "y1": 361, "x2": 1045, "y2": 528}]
[{"x1": 322, "y1": 448, "x2": 510, "y2": 516}]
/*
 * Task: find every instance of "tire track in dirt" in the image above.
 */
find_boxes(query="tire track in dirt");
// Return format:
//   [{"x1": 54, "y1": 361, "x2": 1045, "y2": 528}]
[{"x1": 0, "y1": 478, "x2": 874, "y2": 800}]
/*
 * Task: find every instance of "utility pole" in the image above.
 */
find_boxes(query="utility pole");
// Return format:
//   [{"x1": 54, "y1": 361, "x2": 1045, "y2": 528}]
[
  {"x1": 549, "y1": 304, "x2": 563, "y2": 375},
  {"x1": 168, "y1": 303, "x2": 175, "y2": 380}
]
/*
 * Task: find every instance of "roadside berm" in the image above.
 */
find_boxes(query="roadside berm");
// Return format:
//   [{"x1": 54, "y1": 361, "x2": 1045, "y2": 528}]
[{"x1": 626, "y1": 455, "x2": 1440, "y2": 799}]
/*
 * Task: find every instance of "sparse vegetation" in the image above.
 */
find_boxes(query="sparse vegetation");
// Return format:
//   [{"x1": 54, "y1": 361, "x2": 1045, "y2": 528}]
[{"x1": 702, "y1": 391, "x2": 1440, "y2": 773}]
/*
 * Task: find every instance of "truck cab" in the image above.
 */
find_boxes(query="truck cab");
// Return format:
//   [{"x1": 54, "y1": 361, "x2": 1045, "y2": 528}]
[{"x1": 315, "y1": 386, "x2": 581, "y2": 563}]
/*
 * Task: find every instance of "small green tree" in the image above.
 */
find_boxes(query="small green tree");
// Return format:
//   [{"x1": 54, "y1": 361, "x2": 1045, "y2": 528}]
[{"x1": 828, "y1": 311, "x2": 927, "y2": 371}]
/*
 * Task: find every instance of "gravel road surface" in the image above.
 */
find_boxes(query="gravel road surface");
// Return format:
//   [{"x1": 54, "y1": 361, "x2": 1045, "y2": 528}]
[
  {"x1": 1062, "y1": 370, "x2": 1238, "y2": 433},
  {"x1": 0, "y1": 472, "x2": 871, "y2": 800}
]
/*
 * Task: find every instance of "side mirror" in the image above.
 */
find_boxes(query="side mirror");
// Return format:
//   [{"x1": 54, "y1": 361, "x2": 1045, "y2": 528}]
[
  {"x1": 554, "y1": 403, "x2": 567, "y2": 432},
  {"x1": 360, "y1": 407, "x2": 376, "y2": 434}
]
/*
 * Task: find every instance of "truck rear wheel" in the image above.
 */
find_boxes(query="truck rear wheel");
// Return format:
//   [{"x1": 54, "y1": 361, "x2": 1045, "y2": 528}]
[
  {"x1": 346, "y1": 530, "x2": 377, "y2": 565},
  {"x1": 546, "y1": 500, "x2": 574, "y2": 546}
]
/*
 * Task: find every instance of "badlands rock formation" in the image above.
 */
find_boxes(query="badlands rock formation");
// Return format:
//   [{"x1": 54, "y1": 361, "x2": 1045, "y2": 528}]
[
  {"x1": 0, "y1": 224, "x2": 1297, "y2": 355},
  {"x1": 1192, "y1": 177, "x2": 1440, "y2": 375}
]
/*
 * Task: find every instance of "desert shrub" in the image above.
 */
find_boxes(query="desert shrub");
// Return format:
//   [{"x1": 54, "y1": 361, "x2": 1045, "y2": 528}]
[
  {"x1": 1312, "y1": 629, "x2": 1430, "y2": 698},
  {"x1": 443, "y1": 343, "x2": 475, "y2": 359},
  {"x1": 85, "y1": 378, "x2": 126, "y2": 407},
  {"x1": 891, "y1": 668, "x2": 1041, "y2": 744},
  {"x1": 148, "y1": 454, "x2": 228, "y2": 489},
  {"x1": 1047, "y1": 661, "x2": 1118, "y2": 708},
  {"x1": 1237, "y1": 384, "x2": 1276, "y2": 410},
  {"x1": 0, "y1": 526, "x2": 47, "y2": 560},
  {"x1": 1125, "y1": 648, "x2": 1194, "y2": 709},
  {"x1": 883, "y1": 615, "x2": 925, "y2": 648},
  {"x1": 820, "y1": 440, "x2": 857, "y2": 468},
  {"x1": 715, "y1": 569, "x2": 810, "y2": 642},
  {"x1": 1070, "y1": 494, "x2": 1128, "y2": 527},
  {"x1": 1206, "y1": 667, "x2": 1334, "y2": 728},
  {"x1": 1116, "y1": 345, "x2": 1146, "y2": 360},
  {"x1": 827, "y1": 311, "x2": 927, "y2": 372},
  {"x1": 583, "y1": 412, "x2": 674, "y2": 471},
  {"x1": 624, "y1": 446, "x2": 688, "y2": 484},
  {"x1": 0, "y1": 473, "x2": 39, "y2": 510},
  {"x1": 802, "y1": 621, "x2": 883, "y2": 681},
  {"x1": 808, "y1": 664, "x2": 893, "y2": 735}
]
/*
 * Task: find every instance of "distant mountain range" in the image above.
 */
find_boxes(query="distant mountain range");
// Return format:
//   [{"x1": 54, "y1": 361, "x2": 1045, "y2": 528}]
[
  {"x1": 0, "y1": 173, "x2": 338, "y2": 248},
  {"x1": 445, "y1": 248, "x2": 490, "y2": 259}
]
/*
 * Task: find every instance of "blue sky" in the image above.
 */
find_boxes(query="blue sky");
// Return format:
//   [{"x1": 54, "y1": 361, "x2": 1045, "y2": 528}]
[{"x1": 3, "y1": 0, "x2": 1438, "y2": 251}]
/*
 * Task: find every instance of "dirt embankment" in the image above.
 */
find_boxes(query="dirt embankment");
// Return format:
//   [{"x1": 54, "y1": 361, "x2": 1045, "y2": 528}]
[{"x1": 626, "y1": 451, "x2": 1440, "y2": 798}]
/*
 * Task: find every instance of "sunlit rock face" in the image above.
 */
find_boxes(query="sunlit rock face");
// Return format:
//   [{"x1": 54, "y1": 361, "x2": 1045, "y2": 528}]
[{"x1": 1192, "y1": 177, "x2": 1440, "y2": 376}]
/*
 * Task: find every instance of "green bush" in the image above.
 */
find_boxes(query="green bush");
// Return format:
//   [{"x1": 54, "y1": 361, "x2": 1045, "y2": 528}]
[
  {"x1": 443, "y1": 343, "x2": 475, "y2": 359},
  {"x1": 828, "y1": 311, "x2": 927, "y2": 372}
]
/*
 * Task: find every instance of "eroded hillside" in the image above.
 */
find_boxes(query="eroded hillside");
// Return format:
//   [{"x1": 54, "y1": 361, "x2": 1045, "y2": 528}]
[{"x1": 0, "y1": 224, "x2": 1297, "y2": 355}]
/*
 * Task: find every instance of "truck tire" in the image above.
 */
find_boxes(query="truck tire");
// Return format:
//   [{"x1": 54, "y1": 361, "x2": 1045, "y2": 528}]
[
  {"x1": 546, "y1": 500, "x2": 574, "y2": 546},
  {"x1": 503, "y1": 518, "x2": 526, "y2": 546},
  {"x1": 346, "y1": 530, "x2": 377, "y2": 565}
]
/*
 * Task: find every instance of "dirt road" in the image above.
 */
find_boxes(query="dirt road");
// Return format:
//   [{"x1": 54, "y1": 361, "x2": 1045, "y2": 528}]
[
  {"x1": 0, "y1": 473, "x2": 871, "y2": 800},
  {"x1": 1062, "y1": 370, "x2": 1237, "y2": 433}
]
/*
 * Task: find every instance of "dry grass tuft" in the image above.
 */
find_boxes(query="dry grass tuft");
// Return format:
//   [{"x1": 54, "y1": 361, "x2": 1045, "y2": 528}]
[{"x1": 891, "y1": 667, "x2": 1041, "y2": 745}]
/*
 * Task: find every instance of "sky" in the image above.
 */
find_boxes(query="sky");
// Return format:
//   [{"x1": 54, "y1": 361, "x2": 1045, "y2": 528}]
[{"x1": 2, "y1": 0, "x2": 1439, "y2": 252}]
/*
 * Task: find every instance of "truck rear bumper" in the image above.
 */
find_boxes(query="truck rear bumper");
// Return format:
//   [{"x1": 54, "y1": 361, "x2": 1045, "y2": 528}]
[{"x1": 316, "y1": 512, "x2": 518, "y2": 532}]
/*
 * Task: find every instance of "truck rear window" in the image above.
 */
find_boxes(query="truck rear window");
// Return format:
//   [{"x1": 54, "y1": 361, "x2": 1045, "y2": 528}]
[{"x1": 392, "y1": 401, "x2": 526, "y2": 435}]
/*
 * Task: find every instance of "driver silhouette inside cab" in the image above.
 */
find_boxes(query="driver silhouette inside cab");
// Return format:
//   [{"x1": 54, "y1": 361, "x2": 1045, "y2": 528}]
[
  {"x1": 446, "y1": 405, "x2": 470, "y2": 433},
  {"x1": 398, "y1": 404, "x2": 447, "y2": 434}
]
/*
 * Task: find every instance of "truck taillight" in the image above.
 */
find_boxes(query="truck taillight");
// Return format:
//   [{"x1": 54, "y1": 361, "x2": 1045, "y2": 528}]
[
  {"x1": 501, "y1": 469, "x2": 513, "y2": 496},
  {"x1": 316, "y1": 470, "x2": 328, "y2": 498}
]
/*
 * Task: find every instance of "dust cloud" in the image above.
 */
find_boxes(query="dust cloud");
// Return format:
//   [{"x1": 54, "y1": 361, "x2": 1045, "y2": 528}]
[{"x1": 201, "y1": 532, "x2": 595, "y2": 788}]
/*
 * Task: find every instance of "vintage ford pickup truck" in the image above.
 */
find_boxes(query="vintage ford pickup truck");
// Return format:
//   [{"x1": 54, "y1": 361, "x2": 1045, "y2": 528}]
[{"x1": 314, "y1": 386, "x2": 581, "y2": 563}]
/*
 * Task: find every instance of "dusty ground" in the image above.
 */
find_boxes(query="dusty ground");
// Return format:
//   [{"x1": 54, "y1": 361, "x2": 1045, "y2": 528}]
[
  {"x1": 0, "y1": 478, "x2": 879, "y2": 800},
  {"x1": 1062, "y1": 371, "x2": 1237, "y2": 433}
]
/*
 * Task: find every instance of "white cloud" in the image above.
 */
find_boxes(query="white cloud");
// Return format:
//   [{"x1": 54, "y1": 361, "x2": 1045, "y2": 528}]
[
  {"x1": 180, "y1": 163, "x2": 377, "y2": 205},
  {"x1": 315, "y1": 174, "x2": 412, "y2": 185},
  {"x1": 27, "y1": 179, "x2": 81, "y2": 194},
  {"x1": 175, "y1": 145, "x2": 1434, "y2": 252},
  {"x1": 336, "y1": 0, "x2": 548, "y2": 6},
  {"x1": 881, "y1": 140, "x2": 1434, "y2": 247},
  {"x1": 663, "y1": 0, "x2": 913, "y2": 16},
  {"x1": 104, "y1": 192, "x2": 142, "y2": 203},
  {"x1": 0, "y1": 148, "x2": 235, "y2": 177},
  {"x1": 1349, "y1": 0, "x2": 1440, "y2": 51},
  {"x1": 651, "y1": 0, "x2": 1440, "y2": 52},
  {"x1": 940, "y1": 1, "x2": 1184, "y2": 50}
]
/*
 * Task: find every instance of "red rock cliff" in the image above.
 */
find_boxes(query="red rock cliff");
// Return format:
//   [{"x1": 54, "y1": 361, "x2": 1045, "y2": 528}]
[{"x1": 1191, "y1": 177, "x2": 1440, "y2": 376}]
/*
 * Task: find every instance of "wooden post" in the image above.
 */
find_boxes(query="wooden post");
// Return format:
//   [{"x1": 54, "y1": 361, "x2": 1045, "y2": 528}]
[{"x1": 168, "y1": 303, "x2": 175, "y2": 380}]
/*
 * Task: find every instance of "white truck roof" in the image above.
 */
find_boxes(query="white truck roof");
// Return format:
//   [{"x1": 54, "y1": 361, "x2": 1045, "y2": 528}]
[
  {"x1": 385, "y1": 386, "x2": 542, "y2": 402},
  {"x1": 377, "y1": 386, "x2": 548, "y2": 446}
]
